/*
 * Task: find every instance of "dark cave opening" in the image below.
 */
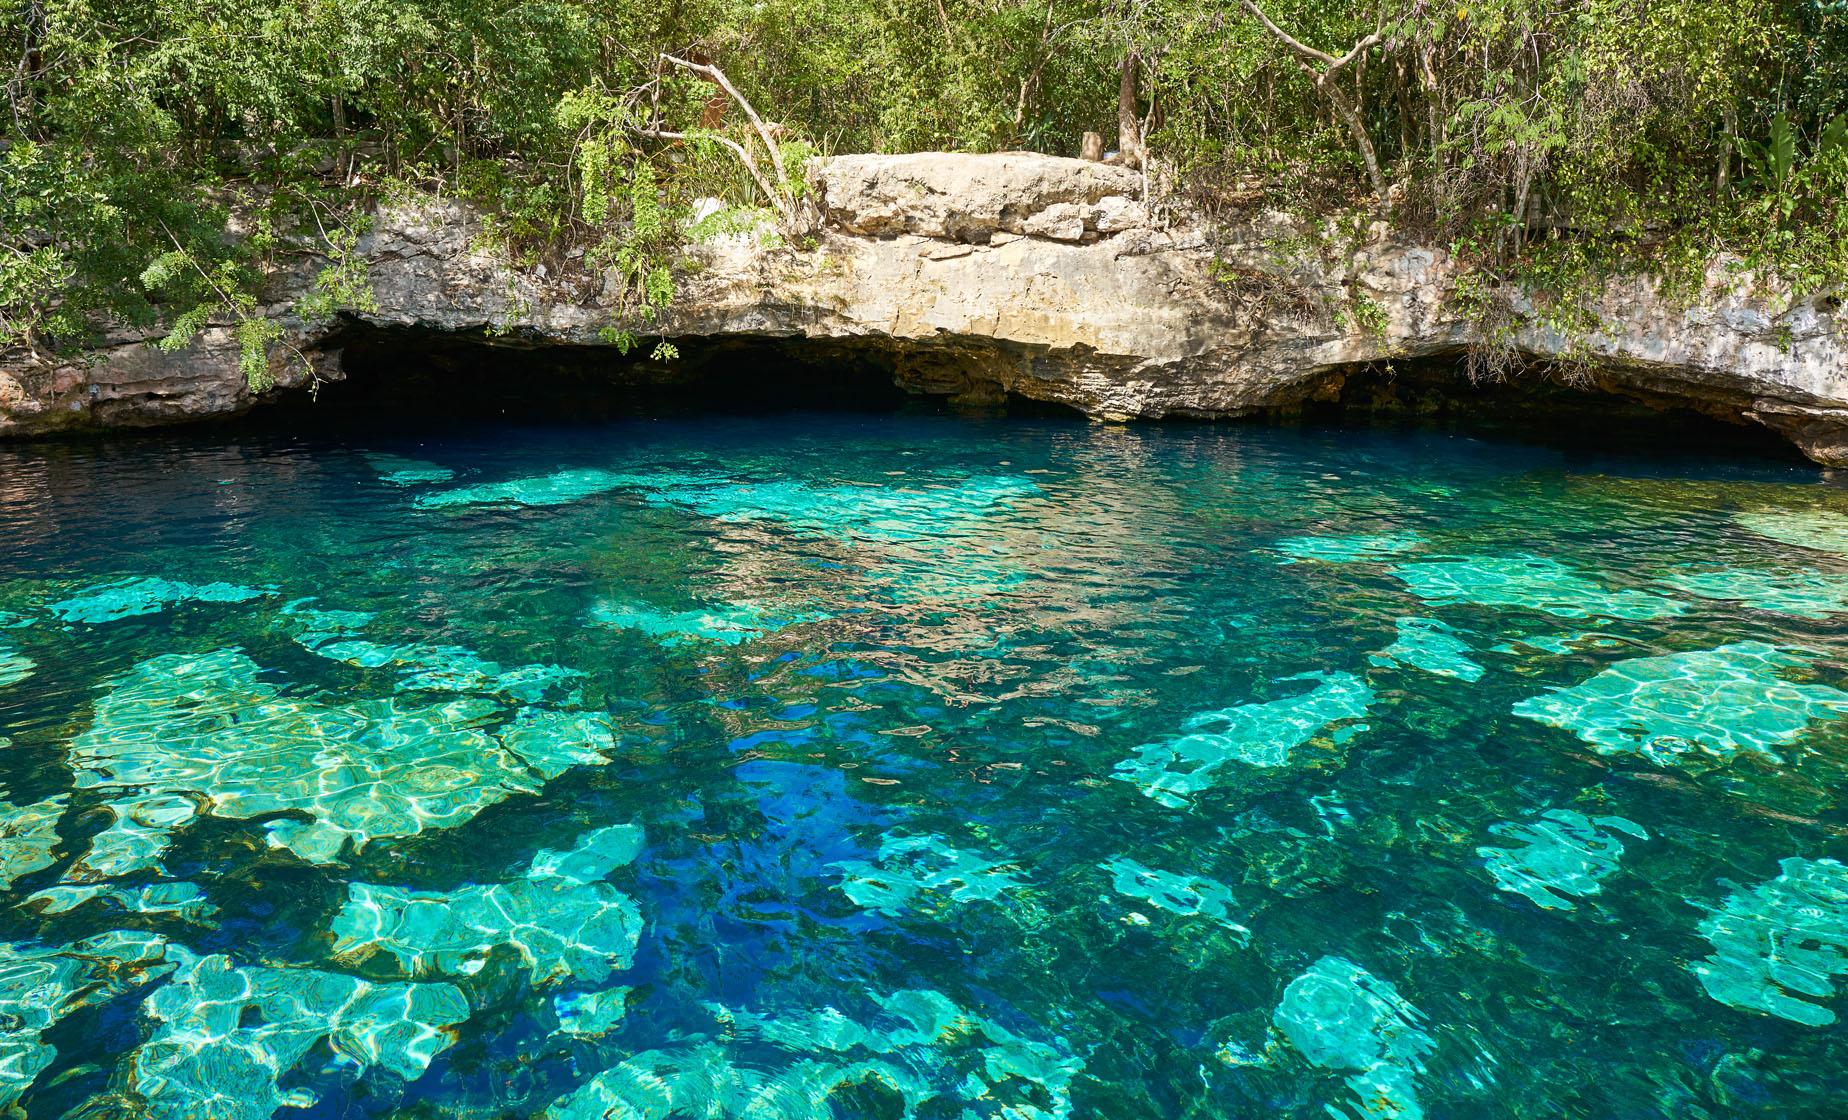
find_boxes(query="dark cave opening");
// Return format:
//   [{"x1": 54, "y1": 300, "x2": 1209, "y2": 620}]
[
  {"x1": 245, "y1": 324, "x2": 1805, "y2": 462},
  {"x1": 265, "y1": 323, "x2": 922, "y2": 423},
  {"x1": 1278, "y1": 357, "x2": 1802, "y2": 462}
]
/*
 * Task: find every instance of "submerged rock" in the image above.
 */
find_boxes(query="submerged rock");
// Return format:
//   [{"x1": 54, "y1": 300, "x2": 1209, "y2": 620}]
[
  {"x1": 1656, "y1": 566, "x2": 1848, "y2": 619},
  {"x1": 1476, "y1": 809, "x2": 1648, "y2": 911},
  {"x1": 1368, "y1": 617, "x2": 1484, "y2": 682},
  {"x1": 46, "y1": 576, "x2": 273, "y2": 624},
  {"x1": 67, "y1": 648, "x2": 613, "y2": 868},
  {"x1": 1512, "y1": 641, "x2": 1848, "y2": 766},
  {"x1": 1735, "y1": 508, "x2": 1848, "y2": 556},
  {"x1": 590, "y1": 599, "x2": 823, "y2": 646},
  {"x1": 0, "y1": 644, "x2": 31, "y2": 687},
  {"x1": 1275, "y1": 533, "x2": 1423, "y2": 564},
  {"x1": 545, "y1": 987, "x2": 1082, "y2": 1120},
  {"x1": 1102, "y1": 855, "x2": 1251, "y2": 941},
  {"x1": 26, "y1": 880, "x2": 218, "y2": 924},
  {"x1": 365, "y1": 452, "x2": 455, "y2": 486},
  {"x1": 1115, "y1": 671, "x2": 1375, "y2": 807},
  {"x1": 331, "y1": 823, "x2": 645, "y2": 983},
  {"x1": 0, "y1": 932, "x2": 176, "y2": 1108},
  {"x1": 0, "y1": 776, "x2": 65, "y2": 889},
  {"x1": 1274, "y1": 956, "x2": 1435, "y2": 1120},
  {"x1": 123, "y1": 947, "x2": 469, "y2": 1120},
  {"x1": 1391, "y1": 555, "x2": 1682, "y2": 620},
  {"x1": 1693, "y1": 857, "x2": 1848, "y2": 1026},
  {"x1": 830, "y1": 832, "x2": 1026, "y2": 918}
]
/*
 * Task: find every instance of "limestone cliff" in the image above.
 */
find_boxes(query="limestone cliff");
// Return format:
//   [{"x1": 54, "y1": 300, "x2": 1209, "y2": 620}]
[{"x1": 4, "y1": 152, "x2": 1845, "y2": 464}]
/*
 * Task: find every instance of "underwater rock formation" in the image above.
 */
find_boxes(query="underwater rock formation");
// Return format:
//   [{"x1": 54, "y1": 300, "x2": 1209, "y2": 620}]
[
  {"x1": 544, "y1": 987, "x2": 1082, "y2": 1120},
  {"x1": 124, "y1": 947, "x2": 469, "y2": 1119},
  {"x1": 1274, "y1": 956, "x2": 1435, "y2": 1120},
  {"x1": 6, "y1": 153, "x2": 1846, "y2": 466},
  {"x1": 1512, "y1": 641, "x2": 1848, "y2": 766},
  {"x1": 830, "y1": 832, "x2": 1027, "y2": 919},
  {"x1": 1368, "y1": 617, "x2": 1485, "y2": 682},
  {"x1": 1476, "y1": 809, "x2": 1647, "y2": 911},
  {"x1": 1693, "y1": 856, "x2": 1848, "y2": 1026},
  {"x1": 331, "y1": 823, "x2": 645, "y2": 983},
  {"x1": 67, "y1": 647, "x2": 613, "y2": 869},
  {"x1": 1115, "y1": 671, "x2": 1375, "y2": 807},
  {"x1": 0, "y1": 932, "x2": 177, "y2": 1107}
]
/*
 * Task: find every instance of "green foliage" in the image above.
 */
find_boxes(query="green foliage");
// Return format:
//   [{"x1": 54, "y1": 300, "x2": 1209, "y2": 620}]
[{"x1": 6, "y1": 0, "x2": 1848, "y2": 373}]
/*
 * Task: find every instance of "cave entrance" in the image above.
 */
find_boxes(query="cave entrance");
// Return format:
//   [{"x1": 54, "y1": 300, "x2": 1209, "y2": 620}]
[
  {"x1": 1276, "y1": 356, "x2": 1804, "y2": 462},
  {"x1": 254, "y1": 325, "x2": 1806, "y2": 463},
  {"x1": 270, "y1": 324, "x2": 934, "y2": 424}
]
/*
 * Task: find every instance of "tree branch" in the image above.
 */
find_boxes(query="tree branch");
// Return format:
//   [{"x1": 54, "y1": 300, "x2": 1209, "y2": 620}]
[
  {"x1": 1237, "y1": 0, "x2": 1398, "y2": 206},
  {"x1": 660, "y1": 54, "x2": 789, "y2": 190},
  {"x1": 630, "y1": 126, "x2": 793, "y2": 226}
]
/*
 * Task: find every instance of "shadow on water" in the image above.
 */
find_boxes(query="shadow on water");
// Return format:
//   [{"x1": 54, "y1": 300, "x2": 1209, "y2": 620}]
[{"x1": 233, "y1": 325, "x2": 1813, "y2": 471}]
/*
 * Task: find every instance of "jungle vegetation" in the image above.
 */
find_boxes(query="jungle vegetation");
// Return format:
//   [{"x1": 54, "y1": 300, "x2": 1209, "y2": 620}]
[{"x1": 4, "y1": 0, "x2": 1848, "y2": 379}]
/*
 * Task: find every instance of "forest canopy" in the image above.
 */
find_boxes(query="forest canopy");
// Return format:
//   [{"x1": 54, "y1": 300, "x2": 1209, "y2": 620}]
[{"x1": 5, "y1": 0, "x2": 1848, "y2": 368}]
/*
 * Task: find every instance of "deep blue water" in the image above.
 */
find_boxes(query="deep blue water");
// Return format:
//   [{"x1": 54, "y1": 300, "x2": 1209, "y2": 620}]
[{"x1": 2, "y1": 412, "x2": 1847, "y2": 1119}]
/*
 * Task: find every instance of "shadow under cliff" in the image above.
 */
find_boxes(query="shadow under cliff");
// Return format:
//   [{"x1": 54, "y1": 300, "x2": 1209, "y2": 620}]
[
  {"x1": 1281, "y1": 358, "x2": 1803, "y2": 462},
  {"x1": 245, "y1": 323, "x2": 1805, "y2": 463}
]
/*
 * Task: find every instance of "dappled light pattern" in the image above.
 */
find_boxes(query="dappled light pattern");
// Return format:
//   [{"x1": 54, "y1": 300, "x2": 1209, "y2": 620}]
[
  {"x1": 1490, "y1": 631, "x2": 1624, "y2": 656},
  {"x1": 546, "y1": 988, "x2": 1081, "y2": 1120},
  {"x1": 0, "y1": 778, "x2": 64, "y2": 889},
  {"x1": 1657, "y1": 567, "x2": 1848, "y2": 619},
  {"x1": 0, "y1": 932, "x2": 176, "y2": 1107},
  {"x1": 1274, "y1": 956, "x2": 1434, "y2": 1120},
  {"x1": 0, "y1": 644, "x2": 30, "y2": 687},
  {"x1": 46, "y1": 576, "x2": 272, "y2": 623},
  {"x1": 367, "y1": 453, "x2": 455, "y2": 486},
  {"x1": 831, "y1": 833, "x2": 1027, "y2": 918},
  {"x1": 126, "y1": 947, "x2": 469, "y2": 1120},
  {"x1": 27, "y1": 880, "x2": 218, "y2": 924},
  {"x1": 554, "y1": 987, "x2": 630, "y2": 1036},
  {"x1": 1512, "y1": 641, "x2": 1848, "y2": 766},
  {"x1": 590, "y1": 599, "x2": 822, "y2": 646},
  {"x1": 1368, "y1": 617, "x2": 1484, "y2": 681},
  {"x1": 1103, "y1": 856, "x2": 1250, "y2": 940},
  {"x1": 413, "y1": 467, "x2": 679, "y2": 509},
  {"x1": 68, "y1": 648, "x2": 613, "y2": 867},
  {"x1": 301, "y1": 635, "x2": 584, "y2": 704},
  {"x1": 1115, "y1": 672, "x2": 1375, "y2": 807},
  {"x1": 1476, "y1": 809, "x2": 1647, "y2": 911},
  {"x1": 640, "y1": 474, "x2": 1042, "y2": 543},
  {"x1": 1275, "y1": 532, "x2": 1422, "y2": 564},
  {"x1": 332, "y1": 823, "x2": 644, "y2": 983},
  {"x1": 1391, "y1": 555, "x2": 1684, "y2": 619},
  {"x1": 12, "y1": 418, "x2": 1848, "y2": 1117},
  {"x1": 70, "y1": 792, "x2": 196, "y2": 880},
  {"x1": 1736, "y1": 508, "x2": 1848, "y2": 556},
  {"x1": 1693, "y1": 857, "x2": 1848, "y2": 1027}
]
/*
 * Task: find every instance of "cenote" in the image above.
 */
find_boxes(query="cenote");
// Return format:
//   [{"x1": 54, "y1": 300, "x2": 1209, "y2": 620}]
[{"x1": 3, "y1": 393, "x2": 1848, "y2": 1120}]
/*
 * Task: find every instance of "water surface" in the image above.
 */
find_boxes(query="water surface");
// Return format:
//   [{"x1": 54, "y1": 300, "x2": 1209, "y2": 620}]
[{"x1": 2, "y1": 413, "x2": 1847, "y2": 1118}]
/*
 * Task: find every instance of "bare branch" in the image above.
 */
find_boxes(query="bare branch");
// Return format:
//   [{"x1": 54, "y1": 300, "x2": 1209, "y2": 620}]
[
  {"x1": 630, "y1": 126, "x2": 793, "y2": 225},
  {"x1": 660, "y1": 54, "x2": 789, "y2": 189},
  {"x1": 1237, "y1": 0, "x2": 1339, "y2": 69},
  {"x1": 1236, "y1": 0, "x2": 1402, "y2": 206}
]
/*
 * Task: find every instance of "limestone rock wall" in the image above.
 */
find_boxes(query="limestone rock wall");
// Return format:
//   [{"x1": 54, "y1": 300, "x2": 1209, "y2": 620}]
[{"x1": 3, "y1": 152, "x2": 1845, "y2": 464}]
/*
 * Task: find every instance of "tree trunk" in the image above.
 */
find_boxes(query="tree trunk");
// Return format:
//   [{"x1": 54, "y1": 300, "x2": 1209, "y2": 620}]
[
  {"x1": 1321, "y1": 80, "x2": 1386, "y2": 203},
  {"x1": 1117, "y1": 50, "x2": 1142, "y2": 167}
]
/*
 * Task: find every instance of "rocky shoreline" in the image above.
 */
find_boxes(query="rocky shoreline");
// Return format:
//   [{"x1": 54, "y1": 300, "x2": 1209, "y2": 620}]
[{"x1": 4, "y1": 152, "x2": 1845, "y2": 464}]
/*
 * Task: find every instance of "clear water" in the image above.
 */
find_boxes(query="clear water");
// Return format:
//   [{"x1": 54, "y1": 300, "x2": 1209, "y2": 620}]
[{"x1": 3, "y1": 412, "x2": 1848, "y2": 1119}]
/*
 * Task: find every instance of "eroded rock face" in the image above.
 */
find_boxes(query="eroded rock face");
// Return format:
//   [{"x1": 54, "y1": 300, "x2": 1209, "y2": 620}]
[{"x1": 4, "y1": 152, "x2": 1846, "y2": 464}]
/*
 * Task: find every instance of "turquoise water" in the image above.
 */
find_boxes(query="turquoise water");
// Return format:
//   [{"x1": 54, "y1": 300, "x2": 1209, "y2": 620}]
[{"x1": 2, "y1": 412, "x2": 1848, "y2": 1118}]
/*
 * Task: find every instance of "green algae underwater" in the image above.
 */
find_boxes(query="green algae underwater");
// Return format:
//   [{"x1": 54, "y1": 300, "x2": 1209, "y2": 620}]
[{"x1": 2, "y1": 412, "x2": 1848, "y2": 1119}]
